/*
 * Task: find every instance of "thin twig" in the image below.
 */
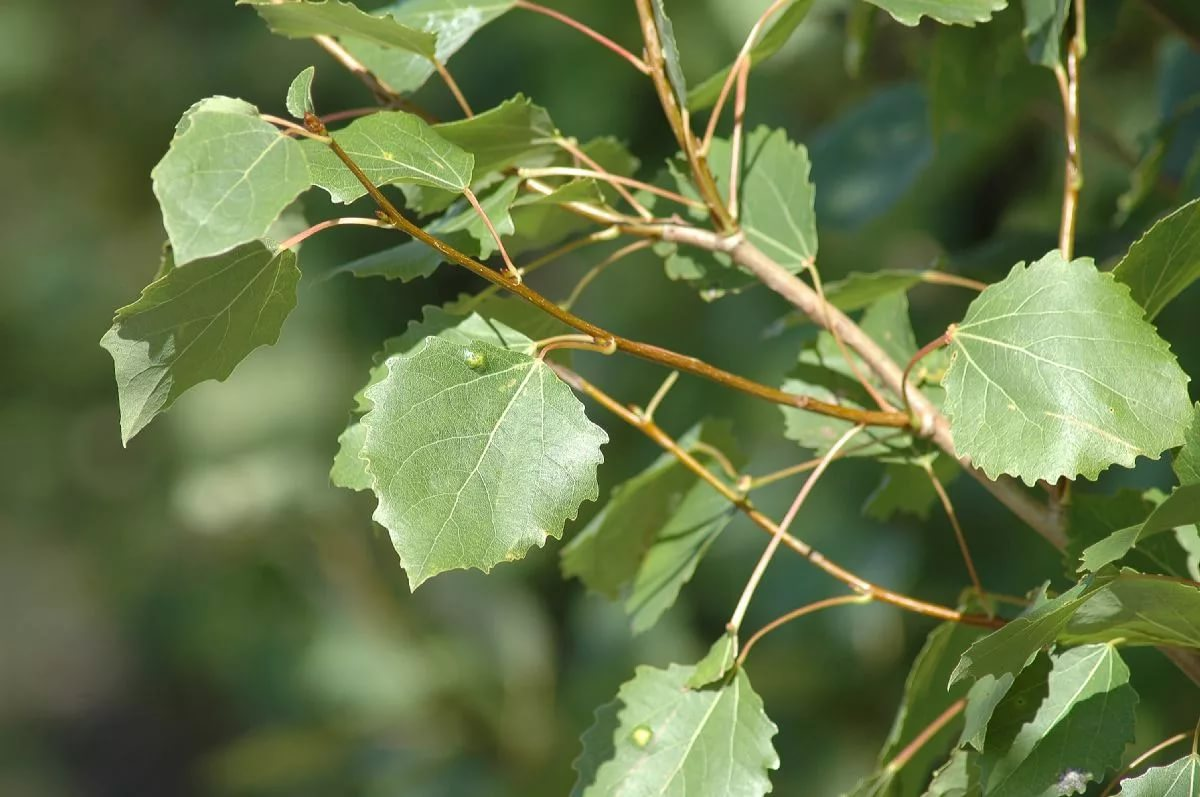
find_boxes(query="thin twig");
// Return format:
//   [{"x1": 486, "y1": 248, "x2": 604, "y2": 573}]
[
  {"x1": 1098, "y1": 730, "x2": 1192, "y2": 797},
  {"x1": 305, "y1": 112, "x2": 911, "y2": 429},
  {"x1": 746, "y1": 431, "x2": 908, "y2": 490},
  {"x1": 552, "y1": 139, "x2": 657, "y2": 220},
  {"x1": 902, "y1": 331, "x2": 952, "y2": 428},
  {"x1": 278, "y1": 217, "x2": 391, "y2": 251},
  {"x1": 922, "y1": 459, "x2": 986, "y2": 607},
  {"x1": 737, "y1": 594, "x2": 871, "y2": 666},
  {"x1": 727, "y1": 58, "x2": 750, "y2": 220},
  {"x1": 1054, "y1": 50, "x2": 1082, "y2": 259},
  {"x1": 884, "y1": 699, "x2": 967, "y2": 776},
  {"x1": 513, "y1": 0, "x2": 650, "y2": 74},
  {"x1": 312, "y1": 33, "x2": 401, "y2": 105},
  {"x1": 561, "y1": 240, "x2": 652, "y2": 309},
  {"x1": 462, "y1": 187, "x2": 520, "y2": 281},
  {"x1": 641, "y1": 370, "x2": 679, "y2": 421},
  {"x1": 432, "y1": 58, "x2": 474, "y2": 118},
  {"x1": 920, "y1": 270, "x2": 988, "y2": 292},
  {"x1": 261, "y1": 113, "x2": 331, "y2": 141},
  {"x1": 551, "y1": 364, "x2": 1004, "y2": 631},
  {"x1": 530, "y1": 162, "x2": 701, "y2": 213},
  {"x1": 727, "y1": 424, "x2": 865, "y2": 634},
  {"x1": 689, "y1": 441, "x2": 741, "y2": 482}
]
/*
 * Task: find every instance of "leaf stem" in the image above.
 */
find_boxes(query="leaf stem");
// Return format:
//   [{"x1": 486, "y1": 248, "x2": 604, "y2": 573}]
[
  {"x1": 432, "y1": 58, "x2": 474, "y2": 118},
  {"x1": 525, "y1": 164, "x2": 701, "y2": 212},
  {"x1": 462, "y1": 187, "x2": 520, "y2": 281},
  {"x1": 883, "y1": 699, "x2": 967, "y2": 775},
  {"x1": 552, "y1": 138, "x2": 657, "y2": 220},
  {"x1": 641, "y1": 370, "x2": 679, "y2": 422},
  {"x1": 551, "y1": 363, "x2": 1004, "y2": 630},
  {"x1": 278, "y1": 216, "x2": 391, "y2": 250},
  {"x1": 736, "y1": 594, "x2": 871, "y2": 667},
  {"x1": 310, "y1": 33, "x2": 401, "y2": 105},
  {"x1": 745, "y1": 431, "x2": 907, "y2": 490},
  {"x1": 688, "y1": 441, "x2": 741, "y2": 482},
  {"x1": 921, "y1": 459, "x2": 987, "y2": 612},
  {"x1": 560, "y1": 239, "x2": 652, "y2": 310},
  {"x1": 307, "y1": 113, "x2": 912, "y2": 428},
  {"x1": 1098, "y1": 730, "x2": 1192, "y2": 797},
  {"x1": 727, "y1": 58, "x2": 750, "y2": 220},
  {"x1": 513, "y1": 1, "x2": 650, "y2": 74},
  {"x1": 902, "y1": 331, "x2": 951, "y2": 430},
  {"x1": 261, "y1": 113, "x2": 331, "y2": 141},
  {"x1": 920, "y1": 270, "x2": 987, "y2": 292},
  {"x1": 727, "y1": 424, "x2": 865, "y2": 634}
]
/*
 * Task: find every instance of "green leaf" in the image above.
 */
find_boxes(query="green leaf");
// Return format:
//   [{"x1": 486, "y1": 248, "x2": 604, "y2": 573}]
[
  {"x1": 333, "y1": 308, "x2": 535, "y2": 491},
  {"x1": 240, "y1": 0, "x2": 435, "y2": 57},
  {"x1": 942, "y1": 251, "x2": 1193, "y2": 486},
  {"x1": 303, "y1": 110, "x2": 473, "y2": 203},
  {"x1": 864, "y1": 0, "x2": 1008, "y2": 27},
  {"x1": 686, "y1": 632, "x2": 738, "y2": 689},
  {"x1": 1112, "y1": 197, "x2": 1200, "y2": 321},
  {"x1": 1114, "y1": 753, "x2": 1200, "y2": 796},
  {"x1": 574, "y1": 663, "x2": 778, "y2": 797},
  {"x1": 429, "y1": 175, "x2": 521, "y2": 257},
  {"x1": 960, "y1": 650, "x2": 1051, "y2": 752},
  {"x1": 562, "y1": 422, "x2": 742, "y2": 633},
  {"x1": 1020, "y1": 0, "x2": 1069, "y2": 68},
  {"x1": 826, "y1": 270, "x2": 926, "y2": 312},
  {"x1": 950, "y1": 578, "x2": 1097, "y2": 686},
  {"x1": 360, "y1": 336, "x2": 606, "y2": 588},
  {"x1": 651, "y1": 0, "x2": 688, "y2": 111},
  {"x1": 810, "y1": 84, "x2": 932, "y2": 229},
  {"x1": 864, "y1": 454, "x2": 960, "y2": 522},
  {"x1": 850, "y1": 619, "x2": 986, "y2": 797},
  {"x1": 1066, "y1": 490, "x2": 1198, "y2": 580},
  {"x1": 333, "y1": 239, "x2": 444, "y2": 282},
  {"x1": 151, "y1": 97, "x2": 311, "y2": 264},
  {"x1": 923, "y1": 750, "x2": 981, "y2": 796},
  {"x1": 344, "y1": 0, "x2": 513, "y2": 96},
  {"x1": 571, "y1": 700, "x2": 621, "y2": 797},
  {"x1": 687, "y1": 0, "x2": 816, "y2": 111},
  {"x1": 1058, "y1": 574, "x2": 1200, "y2": 648},
  {"x1": 100, "y1": 241, "x2": 300, "y2": 444},
  {"x1": 978, "y1": 644, "x2": 1136, "y2": 797},
  {"x1": 286, "y1": 65, "x2": 316, "y2": 118},
  {"x1": 1176, "y1": 404, "x2": 1200, "y2": 485},
  {"x1": 739, "y1": 126, "x2": 818, "y2": 270},
  {"x1": 1079, "y1": 484, "x2": 1200, "y2": 571}
]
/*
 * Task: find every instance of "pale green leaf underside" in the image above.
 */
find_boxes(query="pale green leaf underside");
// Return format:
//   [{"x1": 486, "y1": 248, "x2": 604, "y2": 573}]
[
  {"x1": 575, "y1": 663, "x2": 778, "y2": 797},
  {"x1": 942, "y1": 251, "x2": 1192, "y2": 485},
  {"x1": 286, "y1": 65, "x2": 316, "y2": 118},
  {"x1": 688, "y1": 0, "x2": 816, "y2": 111},
  {"x1": 101, "y1": 241, "x2": 299, "y2": 444},
  {"x1": 303, "y1": 110, "x2": 473, "y2": 203},
  {"x1": 240, "y1": 0, "x2": 436, "y2": 57},
  {"x1": 865, "y1": 0, "x2": 1008, "y2": 26},
  {"x1": 360, "y1": 337, "x2": 606, "y2": 589},
  {"x1": 152, "y1": 98, "x2": 310, "y2": 264},
  {"x1": 1112, "y1": 196, "x2": 1200, "y2": 320},
  {"x1": 980, "y1": 644, "x2": 1136, "y2": 797},
  {"x1": 344, "y1": 0, "x2": 514, "y2": 95},
  {"x1": 1114, "y1": 754, "x2": 1200, "y2": 796}
]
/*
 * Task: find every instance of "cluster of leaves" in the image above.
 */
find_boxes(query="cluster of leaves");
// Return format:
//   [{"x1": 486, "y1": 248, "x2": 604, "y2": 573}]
[{"x1": 101, "y1": 0, "x2": 1200, "y2": 794}]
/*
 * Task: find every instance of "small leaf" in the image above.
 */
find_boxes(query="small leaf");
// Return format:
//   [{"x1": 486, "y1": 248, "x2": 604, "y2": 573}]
[
  {"x1": 978, "y1": 644, "x2": 1136, "y2": 797},
  {"x1": 1059, "y1": 574, "x2": 1200, "y2": 648},
  {"x1": 1079, "y1": 483, "x2": 1200, "y2": 571},
  {"x1": 240, "y1": 0, "x2": 436, "y2": 57},
  {"x1": 1112, "y1": 197, "x2": 1200, "y2": 321},
  {"x1": 345, "y1": 0, "x2": 514, "y2": 95},
  {"x1": 1021, "y1": 0, "x2": 1069, "y2": 68},
  {"x1": 574, "y1": 663, "x2": 778, "y2": 797},
  {"x1": 687, "y1": 633, "x2": 738, "y2": 688},
  {"x1": 286, "y1": 65, "x2": 316, "y2": 118},
  {"x1": 1176, "y1": 404, "x2": 1200, "y2": 485},
  {"x1": 864, "y1": 454, "x2": 960, "y2": 523},
  {"x1": 865, "y1": 0, "x2": 1008, "y2": 27},
  {"x1": 688, "y1": 0, "x2": 816, "y2": 111},
  {"x1": 361, "y1": 337, "x2": 606, "y2": 588},
  {"x1": 101, "y1": 242, "x2": 300, "y2": 444},
  {"x1": 152, "y1": 97, "x2": 311, "y2": 264},
  {"x1": 942, "y1": 251, "x2": 1193, "y2": 486},
  {"x1": 331, "y1": 422, "x2": 371, "y2": 491},
  {"x1": 651, "y1": 0, "x2": 688, "y2": 111},
  {"x1": 1066, "y1": 490, "x2": 1198, "y2": 579},
  {"x1": 303, "y1": 110, "x2": 474, "y2": 203},
  {"x1": 1114, "y1": 753, "x2": 1200, "y2": 796}
]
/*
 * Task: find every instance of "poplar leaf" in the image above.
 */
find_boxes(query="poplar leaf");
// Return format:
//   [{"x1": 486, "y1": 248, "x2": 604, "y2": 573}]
[
  {"x1": 1079, "y1": 483, "x2": 1200, "y2": 571},
  {"x1": 1021, "y1": 0, "x2": 1069, "y2": 68},
  {"x1": 1176, "y1": 404, "x2": 1200, "y2": 485},
  {"x1": 865, "y1": 0, "x2": 1008, "y2": 27},
  {"x1": 101, "y1": 242, "x2": 299, "y2": 444},
  {"x1": 1114, "y1": 753, "x2": 1200, "y2": 796},
  {"x1": 942, "y1": 251, "x2": 1192, "y2": 486},
  {"x1": 285, "y1": 65, "x2": 315, "y2": 118},
  {"x1": 240, "y1": 0, "x2": 436, "y2": 57},
  {"x1": 573, "y1": 663, "x2": 778, "y2": 797},
  {"x1": 1111, "y1": 197, "x2": 1200, "y2": 320},
  {"x1": 923, "y1": 750, "x2": 980, "y2": 796},
  {"x1": 151, "y1": 97, "x2": 310, "y2": 264},
  {"x1": 303, "y1": 110, "x2": 473, "y2": 203},
  {"x1": 1058, "y1": 575, "x2": 1200, "y2": 648},
  {"x1": 360, "y1": 337, "x2": 606, "y2": 588},
  {"x1": 651, "y1": 0, "x2": 688, "y2": 111}
]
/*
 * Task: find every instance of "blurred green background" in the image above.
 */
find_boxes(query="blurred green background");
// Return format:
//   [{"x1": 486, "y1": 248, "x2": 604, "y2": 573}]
[{"x1": 3, "y1": 1, "x2": 1199, "y2": 794}]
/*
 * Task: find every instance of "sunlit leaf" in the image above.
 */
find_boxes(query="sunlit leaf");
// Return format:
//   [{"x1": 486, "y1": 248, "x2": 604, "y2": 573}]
[
  {"x1": 101, "y1": 241, "x2": 299, "y2": 443},
  {"x1": 151, "y1": 97, "x2": 311, "y2": 264},
  {"x1": 942, "y1": 251, "x2": 1193, "y2": 486},
  {"x1": 1111, "y1": 197, "x2": 1200, "y2": 321},
  {"x1": 1114, "y1": 752, "x2": 1200, "y2": 796},
  {"x1": 360, "y1": 336, "x2": 606, "y2": 588},
  {"x1": 240, "y1": 0, "x2": 435, "y2": 57},
  {"x1": 1176, "y1": 404, "x2": 1200, "y2": 485},
  {"x1": 865, "y1": 0, "x2": 1008, "y2": 27},
  {"x1": 573, "y1": 662, "x2": 778, "y2": 797},
  {"x1": 286, "y1": 65, "x2": 316, "y2": 118},
  {"x1": 303, "y1": 110, "x2": 473, "y2": 203},
  {"x1": 740, "y1": 126, "x2": 818, "y2": 270},
  {"x1": 688, "y1": 0, "x2": 816, "y2": 111},
  {"x1": 978, "y1": 644, "x2": 1136, "y2": 797}
]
